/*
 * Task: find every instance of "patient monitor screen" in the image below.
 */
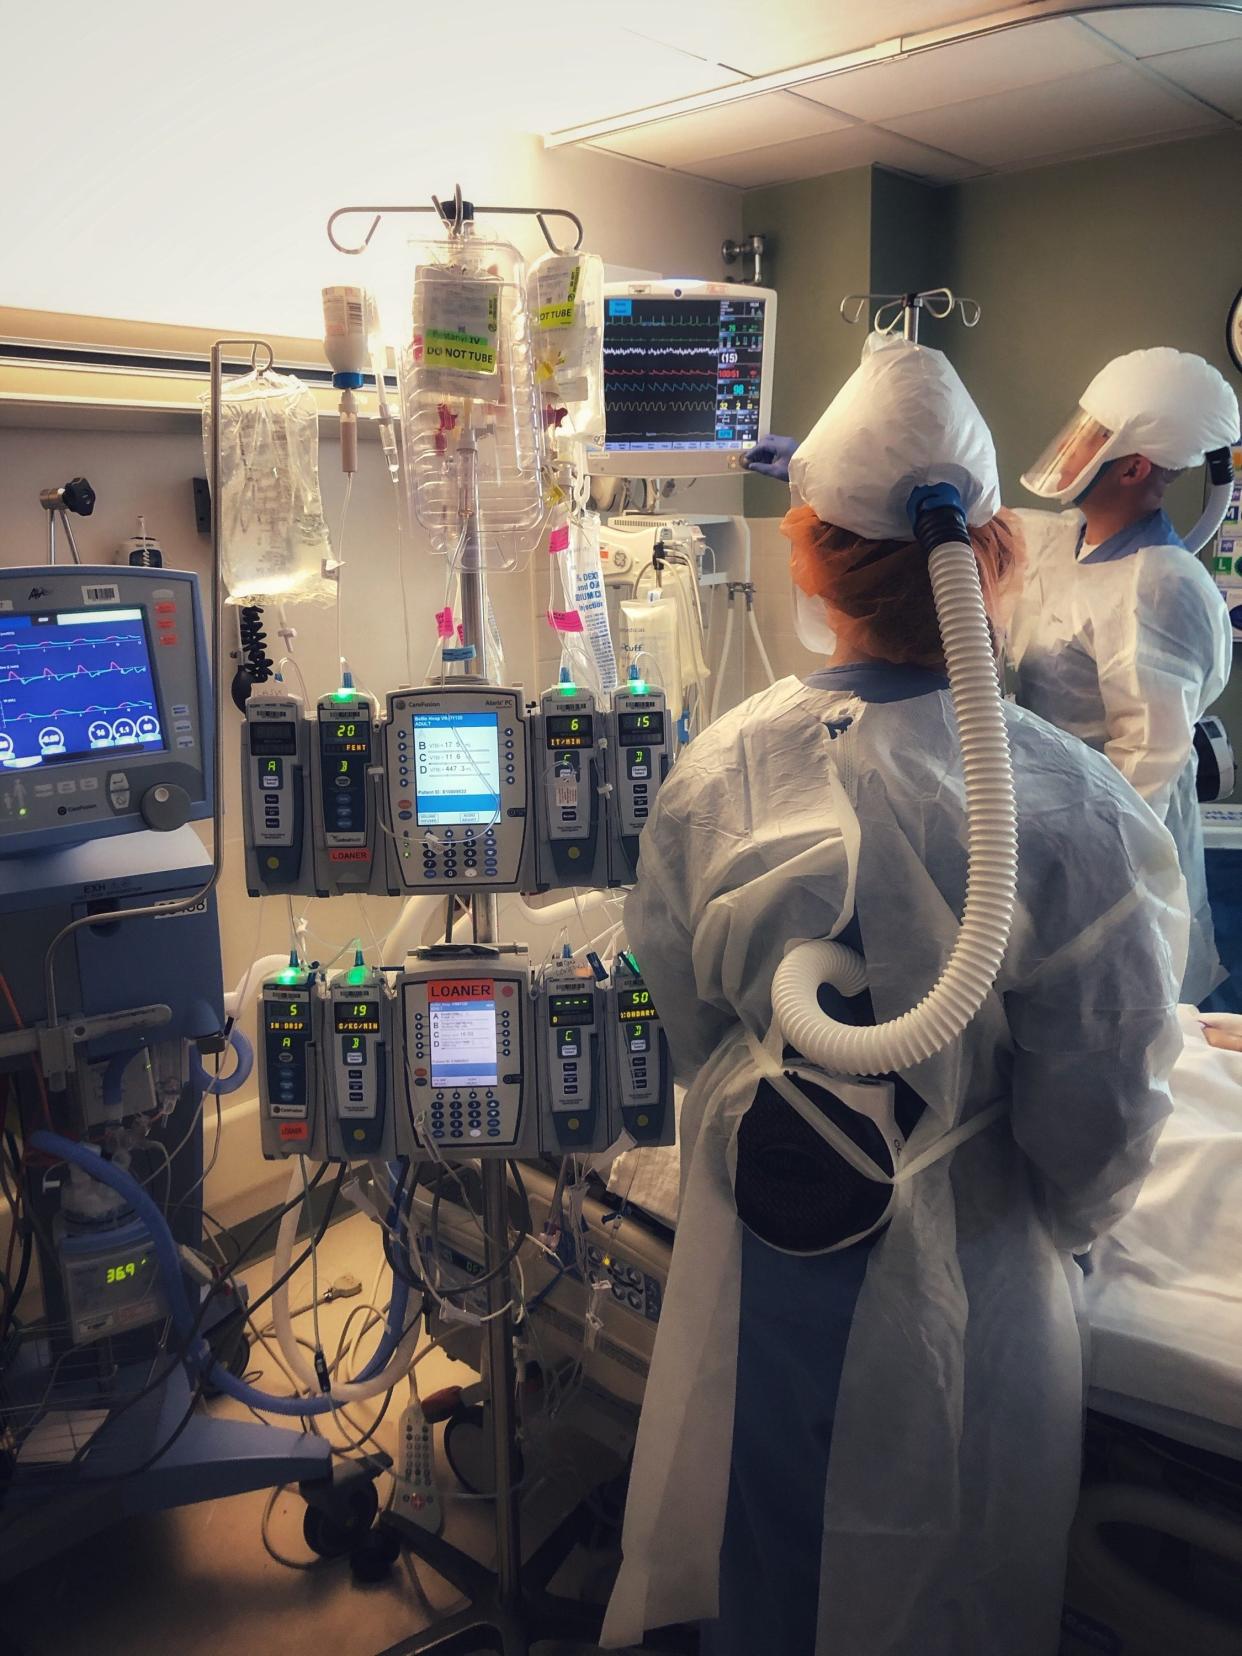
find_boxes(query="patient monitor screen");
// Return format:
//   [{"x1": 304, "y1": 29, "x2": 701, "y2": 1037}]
[
  {"x1": 412, "y1": 711, "x2": 501, "y2": 826},
  {"x1": 603, "y1": 295, "x2": 767, "y2": 455},
  {"x1": 0, "y1": 607, "x2": 164, "y2": 770}
]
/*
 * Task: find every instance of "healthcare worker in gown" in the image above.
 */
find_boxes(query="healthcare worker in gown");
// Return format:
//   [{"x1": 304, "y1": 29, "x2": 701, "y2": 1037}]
[
  {"x1": 1007, "y1": 348, "x2": 1238, "y2": 1006},
  {"x1": 601, "y1": 334, "x2": 1189, "y2": 1656}
]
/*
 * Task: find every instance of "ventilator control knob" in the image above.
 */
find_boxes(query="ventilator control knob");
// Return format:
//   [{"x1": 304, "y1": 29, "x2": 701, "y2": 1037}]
[{"x1": 140, "y1": 782, "x2": 191, "y2": 832}]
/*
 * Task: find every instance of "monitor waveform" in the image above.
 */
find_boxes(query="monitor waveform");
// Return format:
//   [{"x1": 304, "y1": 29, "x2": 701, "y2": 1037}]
[
  {"x1": 0, "y1": 632, "x2": 144, "y2": 653},
  {"x1": 3, "y1": 661, "x2": 150, "y2": 687},
  {"x1": 4, "y1": 699, "x2": 156, "y2": 723}
]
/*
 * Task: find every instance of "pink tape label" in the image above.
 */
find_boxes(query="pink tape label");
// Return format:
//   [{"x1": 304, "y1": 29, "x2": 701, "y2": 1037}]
[
  {"x1": 546, "y1": 608, "x2": 584, "y2": 634},
  {"x1": 548, "y1": 524, "x2": 570, "y2": 554},
  {"x1": 435, "y1": 606, "x2": 454, "y2": 639}
]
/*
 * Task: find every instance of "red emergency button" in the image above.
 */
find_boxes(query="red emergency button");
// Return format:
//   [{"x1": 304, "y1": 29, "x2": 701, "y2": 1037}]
[
  {"x1": 157, "y1": 618, "x2": 175, "y2": 630},
  {"x1": 414, "y1": 1067, "x2": 427, "y2": 1078},
  {"x1": 155, "y1": 602, "x2": 177, "y2": 614}
]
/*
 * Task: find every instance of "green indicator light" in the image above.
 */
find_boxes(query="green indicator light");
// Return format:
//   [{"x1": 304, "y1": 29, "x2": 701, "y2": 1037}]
[
  {"x1": 347, "y1": 965, "x2": 368, "y2": 986},
  {"x1": 18, "y1": 808, "x2": 27, "y2": 817},
  {"x1": 559, "y1": 682, "x2": 577, "y2": 696},
  {"x1": 333, "y1": 688, "x2": 353, "y2": 702},
  {"x1": 277, "y1": 969, "x2": 301, "y2": 985},
  {"x1": 630, "y1": 680, "x2": 648, "y2": 695}
]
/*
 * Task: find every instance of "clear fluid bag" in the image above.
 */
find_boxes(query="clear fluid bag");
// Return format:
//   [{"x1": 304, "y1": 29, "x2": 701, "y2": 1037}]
[
  {"x1": 528, "y1": 250, "x2": 605, "y2": 449},
  {"x1": 398, "y1": 231, "x2": 547, "y2": 573},
  {"x1": 201, "y1": 367, "x2": 335, "y2": 605}
]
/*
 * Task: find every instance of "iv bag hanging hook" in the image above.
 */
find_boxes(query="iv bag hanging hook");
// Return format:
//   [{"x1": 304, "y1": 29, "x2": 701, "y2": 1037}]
[
  {"x1": 840, "y1": 287, "x2": 982, "y2": 343},
  {"x1": 327, "y1": 190, "x2": 585, "y2": 256}
]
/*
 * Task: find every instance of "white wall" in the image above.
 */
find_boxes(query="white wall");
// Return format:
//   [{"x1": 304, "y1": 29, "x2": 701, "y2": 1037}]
[{"x1": 0, "y1": 146, "x2": 742, "y2": 1224}]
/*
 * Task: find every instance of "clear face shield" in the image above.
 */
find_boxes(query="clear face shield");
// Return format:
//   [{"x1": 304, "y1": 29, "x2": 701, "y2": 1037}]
[{"x1": 1020, "y1": 408, "x2": 1119, "y2": 504}]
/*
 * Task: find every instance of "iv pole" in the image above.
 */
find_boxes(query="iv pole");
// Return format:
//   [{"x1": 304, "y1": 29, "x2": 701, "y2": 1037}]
[
  {"x1": 345, "y1": 190, "x2": 642, "y2": 1656},
  {"x1": 839, "y1": 285, "x2": 981, "y2": 343}
]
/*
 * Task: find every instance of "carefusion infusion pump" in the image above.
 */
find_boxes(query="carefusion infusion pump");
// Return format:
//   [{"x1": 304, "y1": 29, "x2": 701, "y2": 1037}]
[
  {"x1": 589, "y1": 279, "x2": 777, "y2": 479},
  {"x1": 243, "y1": 694, "x2": 310, "y2": 894},
  {"x1": 325, "y1": 966, "x2": 394, "y2": 1160},
  {"x1": 384, "y1": 686, "x2": 534, "y2": 892},
  {"x1": 258, "y1": 963, "x2": 397, "y2": 1161},
  {"x1": 609, "y1": 955, "x2": 673, "y2": 1147},
  {"x1": 531, "y1": 683, "x2": 608, "y2": 890},
  {"x1": 241, "y1": 677, "x2": 672, "y2": 898},
  {"x1": 256, "y1": 946, "x2": 671, "y2": 1161},
  {"x1": 0, "y1": 566, "x2": 211, "y2": 852},
  {"x1": 537, "y1": 959, "x2": 607, "y2": 1152},
  {"x1": 398, "y1": 948, "x2": 537, "y2": 1158},
  {"x1": 607, "y1": 680, "x2": 671, "y2": 884},
  {"x1": 311, "y1": 692, "x2": 382, "y2": 897}
]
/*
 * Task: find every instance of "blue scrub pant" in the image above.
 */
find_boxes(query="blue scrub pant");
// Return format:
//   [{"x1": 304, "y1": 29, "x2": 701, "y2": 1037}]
[{"x1": 700, "y1": 1227, "x2": 879, "y2": 1656}]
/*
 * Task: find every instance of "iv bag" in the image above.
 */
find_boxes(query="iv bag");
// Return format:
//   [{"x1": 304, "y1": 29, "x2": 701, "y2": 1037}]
[
  {"x1": 619, "y1": 594, "x2": 684, "y2": 721},
  {"x1": 548, "y1": 509, "x2": 618, "y2": 696},
  {"x1": 528, "y1": 251, "x2": 605, "y2": 448},
  {"x1": 201, "y1": 368, "x2": 335, "y2": 605},
  {"x1": 398, "y1": 233, "x2": 546, "y2": 573}
]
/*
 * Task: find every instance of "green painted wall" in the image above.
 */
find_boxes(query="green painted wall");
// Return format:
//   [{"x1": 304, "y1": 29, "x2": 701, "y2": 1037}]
[{"x1": 741, "y1": 167, "x2": 873, "y2": 518}]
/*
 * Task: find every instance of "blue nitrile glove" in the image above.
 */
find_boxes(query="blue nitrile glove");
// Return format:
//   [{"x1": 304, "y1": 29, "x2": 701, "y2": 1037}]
[{"x1": 743, "y1": 434, "x2": 799, "y2": 481}]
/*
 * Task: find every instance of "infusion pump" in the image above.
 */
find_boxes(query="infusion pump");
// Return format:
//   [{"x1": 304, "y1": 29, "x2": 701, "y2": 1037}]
[{"x1": 240, "y1": 678, "x2": 675, "y2": 899}]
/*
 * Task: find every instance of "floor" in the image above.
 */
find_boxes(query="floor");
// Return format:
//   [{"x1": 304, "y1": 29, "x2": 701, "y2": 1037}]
[{"x1": 3, "y1": 1212, "x2": 629, "y2": 1656}]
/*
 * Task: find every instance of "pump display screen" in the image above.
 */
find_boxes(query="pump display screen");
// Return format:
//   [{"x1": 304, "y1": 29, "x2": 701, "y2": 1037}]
[
  {"x1": 0, "y1": 608, "x2": 164, "y2": 770},
  {"x1": 428, "y1": 979, "x2": 499, "y2": 1088},
  {"x1": 320, "y1": 716, "x2": 371, "y2": 833},
  {"x1": 265, "y1": 999, "x2": 308, "y2": 1035},
  {"x1": 546, "y1": 714, "x2": 594, "y2": 750},
  {"x1": 249, "y1": 721, "x2": 298, "y2": 756},
  {"x1": 322, "y1": 719, "x2": 369, "y2": 755},
  {"x1": 603, "y1": 296, "x2": 767, "y2": 453},
  {"x1": 617, "y1": 986, "x2": 655, "y2": 1022},
  {"x1": 334, "y1": 1001, "x2": 380, "y2": 1034},
  {"x1": 618, "y1": 711, "x2": 665, "y2": 746},
  {"x1": 412, "y1": 711, "x2": 500, "y2": 826},
  {"x1": 548, "y1": 991, "x2": 595, "y2": 1027}
]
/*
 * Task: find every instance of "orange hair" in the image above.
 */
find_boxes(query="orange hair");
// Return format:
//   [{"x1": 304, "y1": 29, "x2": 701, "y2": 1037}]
[{"x1": 781, "y1": 505, "x2": 1022, "y2": 668}]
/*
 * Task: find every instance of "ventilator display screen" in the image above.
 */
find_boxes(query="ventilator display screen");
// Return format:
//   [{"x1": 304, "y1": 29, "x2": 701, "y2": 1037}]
[
  {"x1": 0, "y1": 607, "x2": 164, "y2": 770},
  {"x1": 603, "y1": 295, "x2": 767, "y2": 453},
  {"x1": 548, "y1": 991, "x2": 595, "y2": 1027},
  {"x1": 429, "y1": 981, "x2": 498, "y2": 1088},
  {"x1": 412, "y1": 711, "x2": 501, "y2": 826},
  {"x1": 618, "y1": 711, "x2": 665, "y2": 746},
  {"x1": 546, "y1": 714, "x2": 594, "y2": 750}
]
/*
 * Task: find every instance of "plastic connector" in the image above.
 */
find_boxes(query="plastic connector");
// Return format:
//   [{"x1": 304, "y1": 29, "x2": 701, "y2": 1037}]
[{"x1": 906, "y1": 482, "x2": 969, "y2": 557}]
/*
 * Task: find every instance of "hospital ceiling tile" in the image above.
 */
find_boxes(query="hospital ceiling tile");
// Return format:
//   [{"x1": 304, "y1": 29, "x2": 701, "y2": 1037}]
[
  {"x1": 678, "y1": 123, "x2": 980, "y2": 188},
  {"x1": 616, "y1": 0, "x2": 1017, "y2": 78},
  {"x1": 1142, "y1": 37, "x2": 1242, "y2": 118},
  {"x1": 882, "y1": 61, "x2": 1226, "y2": 168},
  {"x1": 794, "y1": 18, "x2": 1114, "y2": 121},
  {"x1": 1084, "y1": 3, "x2": 1242, "y2": 58},
  {"x1": 590, "y1": 92, "x2": 853, "y2": 168}
]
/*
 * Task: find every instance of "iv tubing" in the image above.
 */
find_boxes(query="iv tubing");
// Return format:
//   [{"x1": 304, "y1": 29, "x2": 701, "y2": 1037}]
[
  {"x1": 270, "y1": 1160, "x2": 421, "y2": 1400},
  {"x1": 771, "y1": 513, "x2": 1017, "y2": 1076},
  {"x1": 31, "y1": 1131, "x2": 414, "y2": 1416},
  {"x1": 746, "y1": 604, "x2": 776, "y2": 688}
]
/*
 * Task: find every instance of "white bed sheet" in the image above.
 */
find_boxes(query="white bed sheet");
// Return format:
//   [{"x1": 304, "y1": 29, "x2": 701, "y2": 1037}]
[{"x1": 609, "y1": 1015, "x2": 1242, "y2": 1443}]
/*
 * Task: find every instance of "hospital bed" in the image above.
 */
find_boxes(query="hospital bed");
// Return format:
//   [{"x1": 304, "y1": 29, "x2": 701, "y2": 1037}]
[{"x1": 423, "y1": 1009, "x2": 1242, "y2": 1653}]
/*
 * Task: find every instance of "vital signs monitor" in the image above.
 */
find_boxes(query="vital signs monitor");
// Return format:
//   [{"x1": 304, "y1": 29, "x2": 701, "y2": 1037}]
[{"x1": 589, "y1": 280, "x2": 777, "y2": 478}]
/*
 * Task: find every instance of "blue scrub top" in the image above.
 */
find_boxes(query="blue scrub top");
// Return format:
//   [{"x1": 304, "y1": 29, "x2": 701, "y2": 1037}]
[{"x1": 1078, "y1": 508, "x2": 1185, "y2": 564}]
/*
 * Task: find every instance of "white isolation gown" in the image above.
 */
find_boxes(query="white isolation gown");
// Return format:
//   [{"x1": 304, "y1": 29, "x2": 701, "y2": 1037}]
[
  {"x1": 601, "y1": 665, "x2": 1188, "y2": 1656},
  {"x1": 1006, "y1": 506, "x2": 1230, "y2": 1004}
]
